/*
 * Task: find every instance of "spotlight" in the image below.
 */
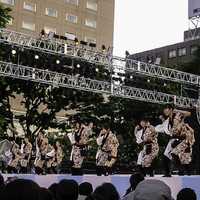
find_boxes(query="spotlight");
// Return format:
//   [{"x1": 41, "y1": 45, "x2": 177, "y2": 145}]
[
  {"x1": 35, "y1": 55, "x2": 39, "y2": 60},
  {"x1": 95, "y1": 68, "x2": 99, "y2": 72},
  {"x1": 147, "y1": 79, "x2": 150, "y2": 83},
  {"x1": 76, "y1": 64, "x2": 80, "y2": 68},
  {"x1": 11, "y1": 49, "x2": 16, "y2": 55},
  {"x1": 56, "y1": 59, "x2": 60, "y2": 64},
  {"x1": 130, "y1": 75, "x2": 133, "y2": 79},
  {"x1": 102, "y1": 45, "x2": 106, "y2": 52},
  {"x1": 164, "y1": 83, "x2": 167, "y2": 87},
  {"x1": 74, "y1": 37, "x2": 79, "y2": 45}
]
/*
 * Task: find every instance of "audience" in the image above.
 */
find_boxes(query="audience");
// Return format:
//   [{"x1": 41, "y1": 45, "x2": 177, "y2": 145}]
[
  {"x1": 123, "y1": 172, "x2": 145, "y2": 200},
  {"x1": 78, "y1": 182, "x2": 93, "y2": 200},
  {"x1": 2, "y1": 179, "x2": 41, "y2": 200},
  {"x1": 177, "y1": 188, "x2": 197, "y2": 200},
  {"x1": 0, "y1": 173, "x2": 197, "y2": 200},
  {"x1": 48, "y1": 183, "x2": 58, "y2": 199},
  {"x1": 131, "y1": 179, "x2": 173, "y2": 200},
  {"x1": 55, "y1": 179, "x2": 79, "y2": 200}
]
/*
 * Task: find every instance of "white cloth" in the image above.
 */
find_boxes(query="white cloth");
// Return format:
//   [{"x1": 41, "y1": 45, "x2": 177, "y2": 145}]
[
  {"x1": 155, "y1": 118, "x2": 171, "y2": 135},
  {"x1": 135, "y1": 129, "x2": 143, "y2": 144},
  {"x1": 68, "y1": 132, "x2": 75, "y2": 145},
  {"x1": 137, "y1": 151, "x2": 144, "y2": 165},
  {"x1": 164, "y1": 139, "x2": 176, "y2": 160}
]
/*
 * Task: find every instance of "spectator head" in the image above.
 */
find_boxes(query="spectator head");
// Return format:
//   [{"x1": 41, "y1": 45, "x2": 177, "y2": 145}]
[
  {"x1": 56, "y1": 179, "x2": 79, "y2": 200},
  {"x1": 0, "y1": 174, "x2": 4, "y2": 186},
  {"x1": 132, "y1": 179, "x2": 173, "y2": 200},
  {"x1": 39, "y1": 188, "x2": 53, "y2": 200},
  {"x1": 94, "y1": 183, "x2": 119, "y2": 200},
  {"x1": 177, "y1": 188, "x2": 197, "y2": 200},
  {"x1": 48, "y1": 183, "x2": 58, "y2": 199},
  {"x1": 85, "y1": 193, "x2": 104, "y2": 200},
  {"x1": 2, "y1": 179, "x2": 41, "y2": 200},
  {"x1": 79, "y1": 182, "x2": 93, "y2": 196},
  {"x1": 125, "y1": 172, "x2": 145, "y2": 195}
]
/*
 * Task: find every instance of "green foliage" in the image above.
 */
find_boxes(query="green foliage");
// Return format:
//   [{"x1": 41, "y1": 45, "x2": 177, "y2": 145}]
[{"x1": 0, "y1": 3, "x2": 12, "y2": 28}]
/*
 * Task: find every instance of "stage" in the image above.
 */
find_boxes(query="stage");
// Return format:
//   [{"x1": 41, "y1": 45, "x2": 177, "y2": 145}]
[{"x1": 2, "y1": 174, "x2": 200, "y2": 199}]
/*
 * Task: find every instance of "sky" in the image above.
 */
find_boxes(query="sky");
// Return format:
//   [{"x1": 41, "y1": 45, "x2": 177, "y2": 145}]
[{"x1": 114, "y1": 0, "x2": 189, "y2": 57}]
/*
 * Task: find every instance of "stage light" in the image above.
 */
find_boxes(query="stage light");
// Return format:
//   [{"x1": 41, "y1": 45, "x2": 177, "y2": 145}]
[
  {"x1": 102, "y1": 45, "x2": 106, "y2": 52},
  {"x1": 35, "y1": 55, "x2": 39, "y2": 60},
  {"x1": 130, "y1": 75, "x2": 133, "y2": 79},
  {"x1": 74, "y1": 37, "x2": 79, "y2": 45},
  {"x1": 147, "y1": 79, "x2": 150, "y2": 83},
  {"x1": 11, "y1": 49, "x2": 16, "y2": 55},
  {"x1": 76, "y1": 64, "x2": 80, "y2": 68},
  {"x1": 56, "y1": 59, "x2": 60, "y2": 64},
  {"x1": 164, "y1": 83, "x2": 167, "y2": 87},
  {"x1": 95, "y1": 68, "x2": 99, "y2": 72}
]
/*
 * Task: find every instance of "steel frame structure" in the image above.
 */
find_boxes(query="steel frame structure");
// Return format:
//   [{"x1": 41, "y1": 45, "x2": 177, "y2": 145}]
[
  {"x1": 0, "y1": 29, "x2": 110, "y2": 67},
  {"x1": 0, "y1": 28, "x2": 200, "y2": 121},
  {"x1": 113, "y1": 57, "x2": 200, "y2": 86},
  {"x1": 0, "y1": 61, "x2": 197, "y2": 109}
]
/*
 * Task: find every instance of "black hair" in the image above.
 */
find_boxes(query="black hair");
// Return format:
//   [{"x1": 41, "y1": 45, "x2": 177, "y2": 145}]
[
  {"x1": 177, "y1": 188, "x2": 197, "y2": 200},
  {"x1": 79, "y1": 182, "x2": 93, "y2": 196}
]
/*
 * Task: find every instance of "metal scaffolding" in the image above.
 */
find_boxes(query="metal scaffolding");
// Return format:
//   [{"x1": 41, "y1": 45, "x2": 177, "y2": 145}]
[
  {"x1": 0, "y1": 61, "x2": 197, "y2": 109},
  {"x1": 0, "y1": 29, "x2": 111, "y2": 67},
  {"x1": 0, "y1": 28, "x2": 200, "y2": 121},
  {"x1": 113, "y1": 57, "x2": 200, "y2": 86}
]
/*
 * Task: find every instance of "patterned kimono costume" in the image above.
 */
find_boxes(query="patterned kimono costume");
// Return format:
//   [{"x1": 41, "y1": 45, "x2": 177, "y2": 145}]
[
  {"x1": 34, "y1": 137, "x2": 48, "y2": 169},
  {"x1": 171, "y1": 123, "x2": 195, "y2": 165},
  {"x1": 135, "y1": 125, "x2": 159, "y2": 168},
  {"x1": 8, "y1": 142, "x2": 22, "y2": 170},
  {"x1": 52, "y1": 145, "x2": 63, "y2": 168},
  {"x1": 156, "y1": 111, "x2": 193, "y2": 162},
  {"x1": 71, "y1": 126, "x2": 92, "y2": 168},
  {"x1": 96, "y1": 131, "x2": 119, "y2": 167},
  {"x1": 46, "y1": 145, "x2": 56, "y2": 169},
  {"x1": 20, "y1": 142, "x2": 32, "y2": 168}
]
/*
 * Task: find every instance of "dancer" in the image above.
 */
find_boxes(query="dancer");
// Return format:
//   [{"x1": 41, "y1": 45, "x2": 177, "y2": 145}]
[
  {"x1": 155, "y1": 104, "x2": 192, "y2": 176},
  {"x1": 20, "y1": 137, "x2": 32, "y2": 173},
  {"x1": 96, "y1": 124, "x2": 119, "y2": 176},
  {"x1": 135, "y1": 119, "x2": 159, "y2": 176},
  {"x1": 51, "y1": 141, "x2": 63, "y2": 174},
  {"x1": 7, "y1": 140, "x2": 22, "y2": 173},
  {"x1": 34, "y1": 131, "x2": 49, "y2": 174},
  {"x1": 70, "y1": 121, "x2": 94, "y2": 175}
]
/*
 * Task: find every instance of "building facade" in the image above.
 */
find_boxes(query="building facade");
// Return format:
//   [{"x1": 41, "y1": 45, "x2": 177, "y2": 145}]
[
  {"x1": 130, "y1": 30, "x2": 200, "y2": 67},
  {"x1": 0, "y1": 0, "x2": 115, "y2": 50}
]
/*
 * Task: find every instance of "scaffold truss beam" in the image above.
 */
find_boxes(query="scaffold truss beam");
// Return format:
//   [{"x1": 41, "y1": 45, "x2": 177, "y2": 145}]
[
  {"x1": 0, "y1": 61, "x2": 197, "y2": 109},
  {"x1": 113, "y1": 57, "x2": 200, "y2": 86},
  {"x1": 0, "y1": 29, "x2": 111, "y2": 67}
]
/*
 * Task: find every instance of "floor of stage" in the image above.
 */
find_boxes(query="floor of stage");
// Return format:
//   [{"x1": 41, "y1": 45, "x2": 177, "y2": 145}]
[{"x1": 2, "y1": 174, "x2": 200, "y2": 199}]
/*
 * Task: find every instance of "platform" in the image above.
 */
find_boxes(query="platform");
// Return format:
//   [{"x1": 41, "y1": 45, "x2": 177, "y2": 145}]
[{"x1": 2, "y1": 174, "x2": 200, "y2": 199}]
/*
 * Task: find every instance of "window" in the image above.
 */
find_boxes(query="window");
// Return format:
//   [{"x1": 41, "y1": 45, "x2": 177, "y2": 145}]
[
  {"x1": 178, "y1": 48, "x2": 186, "y2": 57},
  {"x1": 22, "y1": 21, "x2": 35, "y2": 31},
  {"x1": 44, "y1": 26, "x2": 56, "y2": 34},
  {"x1": 85, "y1": 36, "x2": 96, "y2": 44},
  {"x1": 65, "y1": 32, "x2": 76, "y2": 40},
  {"x1": 65, "y1": 0, "x2": 78, "y2": 6},
  {"x1": 45, "y1": 8, "x2": 57, "y2": 17},
  {"x1": 191, "y1": 46, "x2": 198, "y2": 54},
  {"x1": 85, "y1": 18, "x2": 96, "y2": 28},
  {"x1": 66, "y1": 14, "x2": 78, "y2": 23},
  {"x1": 23, "y1": 2, "x2": 36, "y2": 12},
  {"x1": 0, "y1": 0, "x2": 14, "y2": 5},
  {"x1": 168, "y1": 50, "x2": 176, "y2": 58},
  {"x1": 86, "y1": 0, "x2": 97, "y2": 11}
]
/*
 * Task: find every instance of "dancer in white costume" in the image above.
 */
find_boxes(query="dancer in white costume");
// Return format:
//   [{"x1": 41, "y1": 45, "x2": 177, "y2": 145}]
[{"x1": 155, "y1": 104, "x2": 192, "y2": 176}]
